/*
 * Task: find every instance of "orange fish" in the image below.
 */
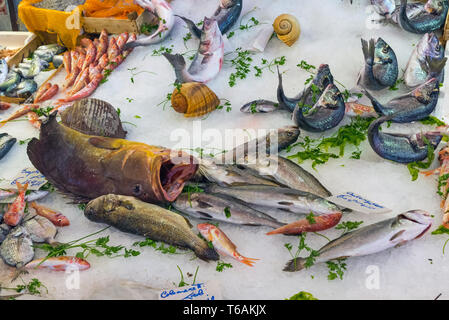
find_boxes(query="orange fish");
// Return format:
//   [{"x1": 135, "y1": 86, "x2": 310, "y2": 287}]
[
  {"x1": 3, "y1": 182, "x2": 28, "y2": 226},
  {"x1": 35, "y1": 84, "x2": 59, "y2": 103},
  {"x1": 27, "y1": 111, "x2": 41, "y2": 129},
  {"x1": 30, "y1": 202, "x2": 70, "y2": 227},
  {"x1": 26, "y1": 256, "x2": 90, "y2": 271},
  {"x1": 197, "y1": 223, "x2": 259, "y2": 267},
  {"x1": 266, "y1": 212, "x2": 342, "y2": 236},
  {"x1": 33, "y1": 83, "x2": 52, "y2": 103},
  {"x1": 0, "y1": 104, "x2": 38, "y2": 128}
]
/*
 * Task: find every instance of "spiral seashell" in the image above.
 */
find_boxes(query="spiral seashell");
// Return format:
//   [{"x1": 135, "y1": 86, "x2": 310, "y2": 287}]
[
  {"x1": 171, "y1": 82, "x2": 220, "y2": 118},
  {"x1": 273, "y1": 14, "x2": 300, "y2": 47}
]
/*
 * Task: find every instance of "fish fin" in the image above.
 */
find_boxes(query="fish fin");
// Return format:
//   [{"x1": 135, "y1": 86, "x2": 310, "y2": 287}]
[
  {"x1": 389, "y1": 229, "x2": 406, "y2": 242},
  {"x1": 162, "y1": 53, "x2": 187, "y2": 84},
  {"x1": 423, "y1": 56, "x2": 447, "y2": 77},
  {"x1": 394, "y1": 240, "x2": 408, "y2": 248},
  {"x1": 239, "y1": 256, "x2": 259, "y2": 267},
  {"x1": 361, "y1": 38, "x2": 374, "y2": 62},
  {"x1": 283, "y1": 257, "x2": 306, "y2": 272},
  {"x1": 88, "y1": 137, "x2": 122, "y2": 150},
  {"x1": 175, "y1": 15, "x2": 202, "y2": 39}
]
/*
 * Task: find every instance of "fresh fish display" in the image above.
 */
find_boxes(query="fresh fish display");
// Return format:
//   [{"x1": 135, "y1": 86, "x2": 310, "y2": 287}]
[
  {"x1": 197, "y1": 223, "x2": 258, "y2": 267},
  {"x1": 292, "y1": 84, "x2": 346, "y2": 133},
  {"x1": 236, "y1": 156, "x2": 332, "y2": 198},
  {"x1": 0, "y1": 59, "x2": 8, "y2": 84},
  {"x1": 398, "y1": 0, "x2": 448, "y2": 34},
  {"x1": 363, "y1": 77, "x2": 440, "y2": 123},
  {"x1": 203, "y1": 184, "x2": 340, "y2": 216},
  {"x1": 279, "y1": 64, "x2": 334, "y2": 113},
  {"x1": 30, "y1": 202, "x2": 70, "y2": 227},
  {"x1": 52, "y1": 55, "x2": 64, "y2": 68},
  {"x1": 0, "y1": 190, "x2": 50, "y2": 204},
  {"x1": 25, "y1": 191, "x2": 50, "y2": 203},
  {"x1": 240, "y1": 100, "x2": 280, "y2": 113},
  {"x1": 60, "y1": 98, "x2": 127, "y2": 138},
  {"x1": 85, "y1": 194, "x2": 219, "y2": 261},
  {"x1": 216, "y1": 126, "x2": 300, "y2": 164},
  {"x1": 404, "y1": 33, "x2": 446, "y2": 88},
  {"x1": 368, "y1": 116, "x2": 442, "y2": 163},
  {"x1": 0, "y1": 104, "x2": 38, "y2": 128},
  {"x1": 0, "y1": 133, "x2": 16, "y2": 160},
  {"x1": 22, "y1": 215, "x2": 57, "y2": 244},
  {"x1": 173, "y1": 192, "x2": 285, "y2": 228},
  {"x1": 358, "y1": 38, "x2": 398, "y2": 90},
  {"x1": 123, "y1": 0, "x2": 174, "y2": 48},
  {"x1": 177, "y1": 0, "x2": 242, "y2": 38},
  {"x1": 27, "y1": 113, "x2": 198, "y2": 203},
  {"x1": 266, "y1": 212, "x2": 342, "y2": 236},
  {"x1": 11, "y1": 79, "x2": 38, "y2": 97},
  {"x1": 34, "y1": 83, "x2": 59, "y2": 103},
  {"x1": 3, "y1": 183, "x2": 28, "y2": 227},
  {"x1": 25, "y1": 256, "x2": 90, "y2": 271},
  {"x1": 163, "y1": 17, "x2": 224, "y2": 83},
  {"x1": 0, "y1": 71, "x2": 20, "y2": 91},
  {"x1": 390, "y1": 1, "x2": 428, "y2": 23},
  {"x1": 26, "y1": 58, "x2": 49, "y2": 78},
  {"x1": 197, "y1": 160, "x2": 282, "y2": 187},
  {"x1": 0, "y1": 226, "x2": 34, "y2": 268},
  {"x1": 284, "y1": 210, "x2": 432, "y2": 272}
]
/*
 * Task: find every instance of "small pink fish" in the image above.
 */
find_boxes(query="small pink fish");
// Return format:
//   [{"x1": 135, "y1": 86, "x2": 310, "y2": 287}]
[
  {"x1": 95, "y1": 29, "x2": 109, "y2": 62},
  {"x1": 33, "y1": 83, "x2": 51, "y2": 103},
  {"x1": 197, "y1": 223, "x2": 259, "y2": 267},
  {"x1": 27, "y1": 111, "x2": 41, "y2": 129},
  {"x1": 116, "y1": 32, "x2": 129, "y2": 52},
  {"x1": 266, "y1": 212, "x2": 342, "y2": 236},
  {"x1": 3, "y1": 182, "x2": 28, "y2": 227},
  {"x1": 0, "y1": 104, "x2": 38, "y2": 128},
  {"x1": 35, "y1": 84, "x2": 59, "y2": 103},
  {"x1": 81, "y1": 41, "x2": 97, "y2": 71},
  {"x1": 26, "y1": 256, "x2": 90, "y2": 272},
  {"x1": 58, "y1": 74, "x2": 103, "y2": 103},
  {"x1": 30, "y1": 202, "x2": 70, "y2": 227}
]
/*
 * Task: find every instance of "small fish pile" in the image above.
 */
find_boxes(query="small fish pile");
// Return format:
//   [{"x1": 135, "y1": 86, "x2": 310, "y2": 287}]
[
  {"x1": 84, "y1": 194, "x2": 219, "y2": 261},
  {"x1": 0, "y1": 133, "x2": 16, "y2": 161},
  {"x1": 0, "y1": 44, "x2": 65, "y2": 99},
  {"x1": 163, "y1": 17, "x2": 224, "y2": 83},
  {"x1": 58, "y1": 29, "x2": 137, "y2": 104},
  {"x1": 397, "y1": 0, "x2": 449, "y2": 34},
  {"x1": 0, "y1": 183, "x2": 70, "y2": 272},
  {"x1": 284, "y1": 210, "x2": 432, "y2": 272}
]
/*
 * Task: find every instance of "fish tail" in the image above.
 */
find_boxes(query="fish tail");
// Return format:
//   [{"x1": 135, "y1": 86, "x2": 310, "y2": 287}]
[
  {"x1": 162, "y1": 53, "x2": 187, "y2": 83},
  {"x1": 11, "y1": 267, "x2": 28, "y2": 282},
  {"x1": 239, "y1": 256, "x2": 259, "y2": 267},
  {"x1": 283, "y1": 257, "x2": 307, "y2": 272},
  {"x1": 122, "y1": 40, "x2": 140, "y2": 51},
  {"x1": 176, "y1": 15, "x2": 202, "y2": 38},
  {"x1": 195, "y1": 245, "x2": 220, "y2": 262}
]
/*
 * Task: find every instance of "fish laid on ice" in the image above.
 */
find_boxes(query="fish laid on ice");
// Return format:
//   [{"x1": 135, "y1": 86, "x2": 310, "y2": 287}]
[
  {"x1": 0, "y1": 226, "x2": 34, "y2": 268},
  {"x1": 398, "y1": 0, "x2": 448, "y2": 34},
  {"x1": 85, "y1": 194, "x2": 219, "y2": 261},
  {"x1": 173, "y1": 192, "x2": 285, "y2": 229},
  {"x1": 203, "y1": 184, "x2": 340, "y2": 216},
  {"x1": 163, "y1": 17, "x2": 224, "y2": 83},
  {"x1": 240, "y1": 100, "x2": 281, "y2": 113},
  {"x1": 25, "y1": 256, "x2": 90, "y2": 271},
  {"x1": 293, "y1": 83, "x2": 345, "y2": 133},
  {"x1": 0, "y1": 71, "x2": 20, "y2": 91},
  {"x1": 197, "y1": 223, "x2": 258, "y2": 267},
  {"x1": 30, "y1": 202, "x2": 70, "y2": 227},
  {"x1": 284, "y1": 210, "x2": 432, "y2": 272},
  {"x1": 368, "y1": 116, "x2": 442, "y2": 163},
  {"x1": 27, "y1": 113, "x2": 198, "y2": 203},
  {"x1": 0, "y1": 104, "x2": 38, "y2": 128},
  {"x1": 123, "y1": 0, "x2": 174, "y2": 49},
  {"x1": 177, "y1": 0, "x2": 242, "y2": 38},
  {"x1": 404, "y1": 32, "x2": 446, "y2": 88},
  {"x1": 0, "y1": 133, "x2": 16, "y2": 160},
  {"x1": 3, "y1": 183, "x2": 28, "y2": 227},
  {"x1": 363, "y1": 77, "x2": 440, "y2": 123},
  {"x1": 0, "y1": 59, "x2": 8, "y2": 83},
  {"x1": 358, "y1": 38, "x2": 398, "y2": 90},
  {"x1": 267, "y1": 212, "x2": 342, "y2": 236},
  {"x1": 22, "y1": 215, "x2": 58, "y2": 244}
]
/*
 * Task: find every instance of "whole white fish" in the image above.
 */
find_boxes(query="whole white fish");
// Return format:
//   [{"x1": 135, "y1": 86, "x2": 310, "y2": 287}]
[
  {"x1": 404, "y1": 32, "x2": 446, "y2": 88},
  {"x1": 284, "y1": 210, "x2": 432, "y2": 272},
  {"x1": 163, "y1": 17, "x2": 224, "y2": 83},
  {"x1": 123, "y1": 0, "x2": 174, "y2": 49}
]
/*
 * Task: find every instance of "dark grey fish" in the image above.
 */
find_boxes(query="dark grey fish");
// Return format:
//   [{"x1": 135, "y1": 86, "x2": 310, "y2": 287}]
[
  {"x1": 172, "y1": 192, "x2": 285, "y2": 228},
  {"x1": 240, "y1": 100, "x2": 280, "y2": 113},
  {"x1": 15, "y1": 80, "x2": 38, "y2": 97},
  {"x1": 177, "y1": 0, "x2": 242, "y2": 38},
  {"x1": 0, "y1": 226, "x2": 34, "y2": 268},
  {"x1": 368, "y1": 115, "x2": 442, "y2": 163},
  {"x1": 85, "y1": 194, "x2": 219, "y2": 261},
  {"x1": 278, "y1": 64, "x2": 334, "y2": 113},
  {"x1": 358, "y1": 38, "x2": 398, "y2": 90},
  {"x1": 398, "y1": 0, "x2": 448, "y2": 34},
  {"x1": 0, "y1": 133, "x2": 16, "y2": 161},
  {"x1": 363, "y1": 77, "x2": 440, "y2": 123},
  {"x1": 293, "y1": 84, "x2": 345, "y2": 133}
]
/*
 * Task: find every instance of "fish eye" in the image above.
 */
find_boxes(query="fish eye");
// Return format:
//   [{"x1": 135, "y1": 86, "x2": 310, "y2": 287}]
[
  {"x1": 132, "y1": 184, "x2": 142, "y2": 196},
  {"x1": 382, "y1": 47, "x2": 388, "y2": 53}
]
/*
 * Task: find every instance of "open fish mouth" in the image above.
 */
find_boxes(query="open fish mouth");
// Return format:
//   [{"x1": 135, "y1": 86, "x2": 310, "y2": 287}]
[{"x1": 158, "y1": 156, "x2": 198, "y2": 201}]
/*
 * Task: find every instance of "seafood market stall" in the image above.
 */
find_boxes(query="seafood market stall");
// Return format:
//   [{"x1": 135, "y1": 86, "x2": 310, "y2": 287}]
[{"x1": 1, "y1": 0, "x2": 449, "y2": 300}]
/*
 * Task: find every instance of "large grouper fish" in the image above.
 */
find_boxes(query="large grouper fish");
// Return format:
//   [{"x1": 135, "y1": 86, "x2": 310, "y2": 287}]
[{"x1": 26, "y1": 113, "x2": 198, "y2": 203}]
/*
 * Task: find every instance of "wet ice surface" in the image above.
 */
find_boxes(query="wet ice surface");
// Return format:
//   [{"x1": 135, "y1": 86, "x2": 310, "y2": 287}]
[{"x1": 1, "y1": 0, "x2": 449, "y2": 299}]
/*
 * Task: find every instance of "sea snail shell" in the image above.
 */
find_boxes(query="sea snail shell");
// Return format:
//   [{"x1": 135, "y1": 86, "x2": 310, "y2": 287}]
[
  {"x1": 171, "y1": 82, "x2": 220, "y2": 118},
  {"x1": 273, "y1": 14, "x2": 300, "y2": 47}
]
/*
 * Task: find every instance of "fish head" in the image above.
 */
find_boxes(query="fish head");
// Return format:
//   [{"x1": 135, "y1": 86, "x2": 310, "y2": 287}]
[
  {"x1": 419, "y1": 33, "x2": 443, "y2": 58},
  {"x1": 422, "y1": 131, "x2": 443, "y2": 149},
  {"x1": 318, "y1": 84, "x2": 342, "y2": 108},
  {"x1": 197, "y1": 223, "x2": 219, "y2": 241},
  {"x1": 84, "y1": 194, "x2": 135, "y2": 221},
  {"x1": 425, "y1": 0, "x2": 446, "y2": 14},
  {"x1": 200, "y1": 17, "x2": 223, "y2": 53},
  {"x1": 395, "y1": 210, "x2": 433, "y2": 240},
  {"x1": 413, "y1": 77, "x2": 439, "y2": 102},
  {"x1": 277, "y1": 126, "x2": 300, "y2": 149},
  {"x1": 374, "y1": 37, "x2": 394, "y2": 65},
  {"x1": 314, "y1": 64, "x2": 334, "y2": 90},
  {"x1": 220, "y1": 0, "x2": 238, "y2": 9}
]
